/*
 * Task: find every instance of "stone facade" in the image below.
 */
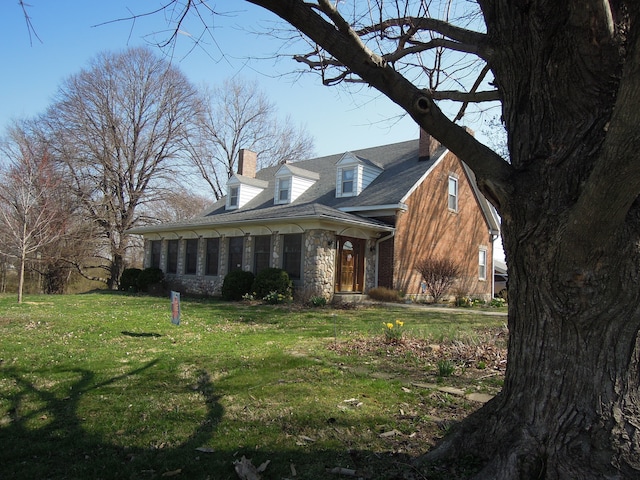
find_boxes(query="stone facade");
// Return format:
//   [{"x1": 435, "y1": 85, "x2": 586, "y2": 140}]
[
  {"x1": 303, "y1": 229, "x2": 336, "y2": 300},
  {"x1": 146, "y1": 230, "x2": 349, "y2": 301}
]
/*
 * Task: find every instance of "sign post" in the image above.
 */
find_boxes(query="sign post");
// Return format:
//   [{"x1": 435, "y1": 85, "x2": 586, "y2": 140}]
[{"x1": 170, "y1": 291, "x2": 181, "y2": 325}]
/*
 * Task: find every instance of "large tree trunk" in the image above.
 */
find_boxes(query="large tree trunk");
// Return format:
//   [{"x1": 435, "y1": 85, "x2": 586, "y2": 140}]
[
  {"x1": 417, "y1": 2, "x2": 640, "y2": 474},
  {"x1": 419, "y1": 193, "x2": 640, "y2": 478},
  {"x1": 242, "y1": 1, "x2": 640, "y2": 476}
]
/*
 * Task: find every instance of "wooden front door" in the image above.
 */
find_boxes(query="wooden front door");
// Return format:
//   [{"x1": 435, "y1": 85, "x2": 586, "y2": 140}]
[{"x1": 336, "y1": 237, "x2": 365, "y2": 293}]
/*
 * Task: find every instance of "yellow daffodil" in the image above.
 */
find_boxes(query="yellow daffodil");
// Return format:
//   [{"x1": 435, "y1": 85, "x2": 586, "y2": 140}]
[
  {"x1": 386, "y1": 322, "x2": 394, "y2": 329},
  {"x1": 396, "y1": 320, "x2": 404, "y2": 327}
]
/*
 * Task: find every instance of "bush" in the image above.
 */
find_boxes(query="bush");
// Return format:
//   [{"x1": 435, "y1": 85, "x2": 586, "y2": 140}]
[
  {"x1": 119, "y1": 268, "x2": 142, "y2": 292},
  {"x1": 437, "y1": 359, "x2": 455, "y2": 377},
  {"x1": 367, "y1": 287, "x2": 402, "y2": 302},
  {"x1": 136, "y1": 267, "x2": 165, "y2": 292},
  {"x1": 308, "y1": 296, "x2": 327, "y2": 307},
  {"x1": 251, "y1": 268, "x2": 292, "y2": 301},
  {"x1": 415, "y1": 257, "x2": 461, "y2": 303},
  {"x1": 221, "y1": 270, "x2": 255, "y2": 301},
  {"x1": 263, "y1": 291, "x2": 291, "y2": 305}
]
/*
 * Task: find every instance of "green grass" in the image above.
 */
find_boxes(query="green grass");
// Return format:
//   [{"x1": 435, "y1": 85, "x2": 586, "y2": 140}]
[{"x1": 0, "y1": 292, "x2": 506, "y2": 479}]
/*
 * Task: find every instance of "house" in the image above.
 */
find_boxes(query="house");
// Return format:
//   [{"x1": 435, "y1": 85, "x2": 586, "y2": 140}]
[{"x1": 129, "y1": 130, "x2": 500, "y2": 301}]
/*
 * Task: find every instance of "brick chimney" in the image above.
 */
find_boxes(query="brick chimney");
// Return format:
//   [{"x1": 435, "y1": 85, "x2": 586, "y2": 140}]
[
  {"x1": 419, "y1": 128, "x2": 440, "y2": 160},
  {"x1": 237, "y1": 149, "x2": 257, "y2": 178}
]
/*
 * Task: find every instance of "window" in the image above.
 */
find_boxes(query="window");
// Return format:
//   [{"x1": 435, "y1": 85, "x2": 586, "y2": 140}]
[
  {"x1": 479, "y1": 249, "x2": 487, "y2": 280},
  {"x1": 229, "y1": 186, "x2": 239, "y2": 208},
  {"x1": 205, "y1": 238, "x2": 219, "y2": 276},
  {"x1": 342, "y1": 168, "x2": 354, "y2": 194},
  {"x1": 150, "y1": 240, "x2": 161, "y2": 269},
  {"x1": 228, "y1": 237, "x2": 244, "y2": 272},
  {"x1": 184, "y1": 239, "x2": 198, "y2": 275},
  {"x1": 282, "y1": 234, "x2": 302, "y2": 280},
  {"x1": 448, "y1": 176, "x2": 458, "y2": 212},
  {"x1": 253, "y1": 236, "x2": 271, "y2": 275},
  {"x1": 166, "y1": 240, "x2": 179, "y2": 274},
  {"x1": 278, "y1": 178, "x2": 290, "y2": 203}
]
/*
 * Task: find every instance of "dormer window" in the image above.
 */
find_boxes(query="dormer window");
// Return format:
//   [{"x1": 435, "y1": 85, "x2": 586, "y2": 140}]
[
  {"x1": 226, "y1": 175, "x2": 268, "y2": 210},
  {"x1": 274, "y1": 164, "x2": 318, "y2": 205},
  {"x1": 335, "y1": 152, "x2": 382, "y2": 198},
  {"x1": 341, "y1": 168, "x2": 355, "y2": 194},
  {"x1": 278, "y1": 178, "x2": 290, "y2": 203},
  {"x1": 229, "y1": 186, "x2": 239, "y2": 208}
]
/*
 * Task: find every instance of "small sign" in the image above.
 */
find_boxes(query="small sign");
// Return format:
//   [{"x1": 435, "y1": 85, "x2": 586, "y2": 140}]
[{"x1": 170, "y1": 291, "x2": 181, "y2": 325}]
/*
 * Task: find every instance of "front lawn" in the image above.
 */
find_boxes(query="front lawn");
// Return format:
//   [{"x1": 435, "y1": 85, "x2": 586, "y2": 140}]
[{"x1": 0, "y1": 292, "x2": 506, "y2": 479}]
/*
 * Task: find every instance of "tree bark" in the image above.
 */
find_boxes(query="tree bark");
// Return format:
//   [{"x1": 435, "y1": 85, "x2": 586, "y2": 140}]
[
  {"x1": 417, "y1": 2, "x2": 640, "y2": 476},
  {"x1": 245, "y1": 0, "x2": 640, "y2": 477}
]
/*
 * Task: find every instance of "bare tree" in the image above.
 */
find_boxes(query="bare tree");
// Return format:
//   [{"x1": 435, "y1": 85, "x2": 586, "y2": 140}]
[
  {"x1": 43, "y1": 47, "x2": 201, "y2": 289},
  {"x1": 144, "y1": 187, "x2": 212, "y2": 223},
  {"x1": 187, "y1": 77, "x2": 315, "y2": 199},
  {"x1": 415, "y1": 257, "x2": 461, "y2": 303},
  {"x1": 0, "y1": 126, "x2": 65, "y2": 303},
  {"x1": 145, "y1": 1, "x2": 640, "y2": 477}
]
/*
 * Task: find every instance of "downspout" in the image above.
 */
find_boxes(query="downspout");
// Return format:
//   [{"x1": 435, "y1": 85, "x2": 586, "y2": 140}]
[
  {"x1": 489, "y1": 232, "x2": 499, "y2": 298},
  {"x1": 374, "y1": 230, "x2": 395, "y2": 288}
]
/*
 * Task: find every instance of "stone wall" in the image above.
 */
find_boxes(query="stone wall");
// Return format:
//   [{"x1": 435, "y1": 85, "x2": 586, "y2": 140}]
[
  {"x1": 302, "y1": 230, "x2": 336, "y2": 300},
  {"x1": 144, "y1": 230, "x2": 342, "y2": 300}
]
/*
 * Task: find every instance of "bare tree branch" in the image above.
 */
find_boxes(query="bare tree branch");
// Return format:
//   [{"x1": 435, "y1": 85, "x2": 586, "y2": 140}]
[{"x1": 18, "y1": 0, "x2": 43, "y2": 46}]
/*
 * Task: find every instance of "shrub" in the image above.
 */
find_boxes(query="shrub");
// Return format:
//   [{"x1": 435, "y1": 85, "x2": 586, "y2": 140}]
[
  {"x1": 221, "y1": 270, "x2": 255, "y2": 301},
  {"x1": 251, "y1": 268, "x2": 292, "y2": 301},
  {"x1": 415, "y1": 257, "x2": 461, "y2": 303},
  {"x1": 437, "y1": 359, "x2": 455, "y2": 377},
  {"x1": 382, "y1": 319, "x2": 405, "y2": 344},
  {"x1": 263, "y1": 291, "x2": 291, "y2": 305},
  {"x1": 119, "y1": 268, "x2": 142, "y2": 292},
  {"x1": 136, "y1": 267, "x2": 165, "y2": 292},
  {"x1": 367, "y1": 287, "x2": 402, "y2": 302},
  {"x1": 308, "y1": 296, "x2": 327, "y2": 307}
]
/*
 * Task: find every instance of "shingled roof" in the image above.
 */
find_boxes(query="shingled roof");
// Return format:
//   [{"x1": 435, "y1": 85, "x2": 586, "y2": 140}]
[{"x1": 129, "y1": 138, "x2": 468, "y2": 235}]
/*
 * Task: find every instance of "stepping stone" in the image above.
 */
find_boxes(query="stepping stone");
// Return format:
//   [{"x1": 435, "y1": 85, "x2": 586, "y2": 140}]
[
  {"x1": 437, "y1": 386, "x2": 465, "y2": 396},
  {"x1": 465, "y1": 393, "x2": 494, "y2": 403}
]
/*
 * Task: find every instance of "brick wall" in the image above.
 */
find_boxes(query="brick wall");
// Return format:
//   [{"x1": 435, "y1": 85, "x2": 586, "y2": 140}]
[{"x1": 392, "y1": 152, "x2": 494, "y2": 300}]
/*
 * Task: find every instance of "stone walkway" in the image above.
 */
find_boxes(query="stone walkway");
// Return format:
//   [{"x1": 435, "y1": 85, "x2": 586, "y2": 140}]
[{"x1": 411, "y1": 382, "x2": 495, "y2": 403}]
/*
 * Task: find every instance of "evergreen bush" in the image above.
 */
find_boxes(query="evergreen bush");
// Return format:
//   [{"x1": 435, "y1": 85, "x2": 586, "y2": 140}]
[
  {"x1": 221, "y1": 270, "x2": 255, "y2": 301},
  {"x1": 251, "y1": 268, "x2": 293, "y2": 301},
  {"x1": 119, "y1": 268, "x2": 142, "y2": 292},
  {"x1": 136, "y1": 267, "x2": 165, "y2": 292}
]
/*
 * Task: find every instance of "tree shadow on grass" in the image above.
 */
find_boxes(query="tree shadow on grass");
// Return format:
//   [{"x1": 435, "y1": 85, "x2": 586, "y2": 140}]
[
  {"x1": 0, "y1": 361, "x2": 432, "y2": 480},
  {"x1": 0, "y1": 360, "x2": 226, "y2": 479},
  {"x1": 121, "y1": 331, "x2": 162, "y2": 338}
]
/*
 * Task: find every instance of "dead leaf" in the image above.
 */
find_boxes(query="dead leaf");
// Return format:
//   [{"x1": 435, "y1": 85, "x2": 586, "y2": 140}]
[
  {"x1": 379, "y1": 429, "x2": 403, "y2": 438},
  {"x1": 233, "y1": 455, "x2": 269, "y2": 480},
  {"x1": 195, "y1": 447, "x2": 215, "y2": 453},
  {"x1": 161, "y1": 469, "x2": 182, "y2": 477},
  {"x1": 326, "y1": 466, "x2": 358, "y2": 476}
]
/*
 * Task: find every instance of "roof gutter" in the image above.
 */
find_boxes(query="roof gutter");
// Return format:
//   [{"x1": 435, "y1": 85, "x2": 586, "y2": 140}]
[
  {"x1": 128, "y1": 212, "x2": 394, "y2": 236},
  {"x1": 339, "y1": 203, "x2": 408, "y2": 214}
]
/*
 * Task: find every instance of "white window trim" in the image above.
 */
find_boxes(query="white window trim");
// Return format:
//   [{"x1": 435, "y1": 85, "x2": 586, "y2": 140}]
[
  {"x1": 478, "y1": 248, "x2": 487, "y2": 281},
  {"x1": 228, "y1": 186, "x2": 239, "y2": 209},
  {"x1": 448, "y1": 176, "x2": 459, "y2": 212},
  {"x1": 276, "y1": 177, "x2": 291, "y2": 204},
  {"x1": 341, "y1": 167, "x2": 355, "y2": 195}
]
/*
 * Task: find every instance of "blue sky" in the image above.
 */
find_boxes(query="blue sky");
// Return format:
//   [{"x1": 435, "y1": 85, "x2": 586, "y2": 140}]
[
  {"x1": 0, "y1": 1, "x2": 436, "y2": 157},
  {"x1": 2, "y1": 1, "x2": 502, "y2": 158}
]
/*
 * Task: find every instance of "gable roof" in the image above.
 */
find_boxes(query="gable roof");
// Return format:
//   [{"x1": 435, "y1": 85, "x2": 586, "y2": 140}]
[{"x1": 129, "y1": 138, "x2": 498, "y2": 236}]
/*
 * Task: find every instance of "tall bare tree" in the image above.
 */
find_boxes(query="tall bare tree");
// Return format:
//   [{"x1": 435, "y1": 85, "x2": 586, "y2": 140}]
[
  {"x1": 44, "y1": 47, "x2": 201, "y2": 289},
  {"x1": 149, "y1": 0, "x2": 639, "y2": 477},
  {"x1": 187, "y1": 77, "x2": 315, "y2": 199},
  {"x1": 0, "y1": 125, "x2": 65, "y2": 303}
]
